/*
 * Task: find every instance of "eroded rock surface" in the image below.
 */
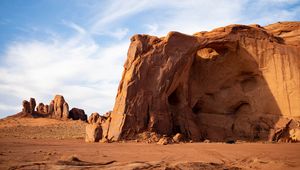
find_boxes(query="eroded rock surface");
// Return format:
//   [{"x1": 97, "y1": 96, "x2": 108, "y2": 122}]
[
  {"x1": 12, "y1": 95, "x2": 87, "y2": 122},
  {"x1": 51, "y1": 95, "x2": 69, "y2": 119},
  {"x1": 103, "y1": 22, "x2": 300, "y2": 142},
  {"x1": 69, "y1": 108, "x2": 87, "y2": 121},
  {"x1": 85, "y1": 113, "x2": 103, "y2": 142}
]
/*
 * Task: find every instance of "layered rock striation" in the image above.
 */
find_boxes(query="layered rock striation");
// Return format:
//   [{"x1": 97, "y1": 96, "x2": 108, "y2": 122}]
[{"x1": 102, "y1": 22, "x2": 300, "y2": 142}]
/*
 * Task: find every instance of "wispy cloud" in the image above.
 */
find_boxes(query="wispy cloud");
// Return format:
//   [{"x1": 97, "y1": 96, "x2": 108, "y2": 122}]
[{"x1": 63, "y1": 21, "x2": 87, "y2": 35}]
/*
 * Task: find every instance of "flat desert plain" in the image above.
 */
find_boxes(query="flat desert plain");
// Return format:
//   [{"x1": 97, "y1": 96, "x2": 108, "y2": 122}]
[{"x1": 0, "y1": 118, "x2": 299, "y2": 170}]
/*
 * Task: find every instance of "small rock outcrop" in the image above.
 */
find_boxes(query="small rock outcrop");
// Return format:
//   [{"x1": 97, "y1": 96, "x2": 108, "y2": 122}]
[
  {"x1": 85, "y1": 113, "x2": 103, "y2": 142},
  {"x1": 36, "y1": 103, "x2": 45, "y2": 113},
  {"x1": 157, "y1": 136, "x2": 172, "y2": 145},
  {"x1": 100, "y1": 22, "x2": 300, "y2": 143},
  {"x1": 13, "y1": 95, "x2": 87, "y2": 122},
  {"x1": 69, "y1": 108, "x2": 87, "y2": 121},
  {"x1": 22, "y1": 100, "x2": 30, "y2": 114},
  {"x1": 52, "y1": 95, "x2": 69, "y2": 119},
  {"x1": 29, "y1": 98, "x2": 36, "y2": 114},
  {"x1": 172, "y1": 133, "x2": 184, "y2": 143},
  {"x1": 88, "y1": 112, "x2": 100, "y2": 124}
]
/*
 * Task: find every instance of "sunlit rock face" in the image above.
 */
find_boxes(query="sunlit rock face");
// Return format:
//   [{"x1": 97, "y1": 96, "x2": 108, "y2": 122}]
[
  {"x1": 102, "y1": 22, "x2": 300, "y2": 142},
  {"x1": 15, "y1": 95, "x2": 87, "y2": 122}
]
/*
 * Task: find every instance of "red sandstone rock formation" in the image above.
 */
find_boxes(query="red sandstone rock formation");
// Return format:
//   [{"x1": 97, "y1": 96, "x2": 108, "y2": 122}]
[
  {"x1": 36, "y1": 103, "x2": 45, "y2": 113},
  {"x1": 13, "y1": 95, "x2": 87, "y2": 122},
  {"x1": 85, "y1": 113, "x2": 103, "y2": 142},
  {"x1": 29, "y1": 98, "x2": 36, "y2": 114},
  {"x1": 51, "y1": 95, "x2": 69, "y2": 119},
  {"x1": 102, "y1": 22, "x2": 300, "y2": 142},
  {"x1": 22, "y1": 100, "x2": 31, "y2": 114},
  {"x1": 69, "y1": 108, "x2": 87, "y2": 121}
]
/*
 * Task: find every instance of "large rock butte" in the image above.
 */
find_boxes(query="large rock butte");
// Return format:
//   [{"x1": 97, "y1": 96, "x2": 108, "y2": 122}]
[{"x1": 102, "y1": 22, "x2": 300, "y2": 142}]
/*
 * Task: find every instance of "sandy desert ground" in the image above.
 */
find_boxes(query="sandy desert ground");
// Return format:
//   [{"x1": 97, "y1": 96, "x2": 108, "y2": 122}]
[{"x1": 0, "y1": 117, "x2": 299, "y2": 170}]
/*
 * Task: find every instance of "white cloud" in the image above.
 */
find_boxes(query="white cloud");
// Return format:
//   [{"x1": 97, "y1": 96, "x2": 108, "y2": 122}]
[
  {"x1": 0, "y1": 103, "x2": 20, "y2": 112},
  {"x1": 0, "y1": 30, "x2": 128, "y2": 117}
]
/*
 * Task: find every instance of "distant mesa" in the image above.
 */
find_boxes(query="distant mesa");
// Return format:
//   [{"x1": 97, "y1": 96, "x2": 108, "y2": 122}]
[{"x1": 12, "y1": 95, "x2": 87, "y2": 122}]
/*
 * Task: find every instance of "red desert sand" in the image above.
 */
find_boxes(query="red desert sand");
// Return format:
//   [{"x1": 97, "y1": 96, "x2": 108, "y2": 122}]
[{"x1": 0, "y1": 118, "x2": 299, "y2": 170}]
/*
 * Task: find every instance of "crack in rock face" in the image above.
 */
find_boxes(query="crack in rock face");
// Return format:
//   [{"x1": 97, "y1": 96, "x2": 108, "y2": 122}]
[{"x1": 101, "y1": 22, "x2": 300, "y2": 142}]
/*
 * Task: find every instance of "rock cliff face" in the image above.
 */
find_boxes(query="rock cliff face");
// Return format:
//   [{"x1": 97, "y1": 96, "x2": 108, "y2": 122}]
[{"x1": 103, "y1": 22, "x2": 300, "y2": 142}]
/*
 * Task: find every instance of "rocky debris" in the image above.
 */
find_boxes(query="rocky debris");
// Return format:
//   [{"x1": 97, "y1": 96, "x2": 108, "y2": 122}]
[
  {"x1": 271, "y1": 119, "x2": 300, "y2": 142},
  {"x1": 290, "y1": 128, "x2": 300, "y2": 142},
  {"x1": 157, "y1": 136, "x2": 173, "y2": 145},
  {"x1": 102, "y1": 22, "x2": 300, "y2": 143},
  {"x1": 69, "y1": 108, "x2": 87, "y2": 121},
  {"x1": 172, "y1": 133, "x2": 183, "y2": 143},
  {"x1": 203, "y1": 139, "x2": 210, "y2": 143},
  {"x1": 137, "y1": 132, "x2": 161, "y2": 143}
]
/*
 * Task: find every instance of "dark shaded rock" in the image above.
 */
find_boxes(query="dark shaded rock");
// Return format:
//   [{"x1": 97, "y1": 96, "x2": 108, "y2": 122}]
[
  {"x1": 22, "y1": 100, "x2": 30, "y2": 114},
  {"x1": 69, "y1": 108, "x2": 87, "y2": 121},
  {"x1": 37, "y1": 103, "x2": 45, "y2": 113},
  {"x1": 29, "y1": 98, "x2": 36, "y2": 114}
]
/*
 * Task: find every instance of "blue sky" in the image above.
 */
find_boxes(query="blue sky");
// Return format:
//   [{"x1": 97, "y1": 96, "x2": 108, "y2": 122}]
[{"x1": 0, "y1": 0, "x2": 299, "y2": 118}]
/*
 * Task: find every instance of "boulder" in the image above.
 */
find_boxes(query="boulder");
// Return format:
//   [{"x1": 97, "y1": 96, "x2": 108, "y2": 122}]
[
  {"x1": 137, "y1": 132, "x2": 161, "y2": 143},
  {"x1": 203, "y1": 139, "x2": 210, "y2": 143},
  {"x1": 172, "y1": 133, "x2": 183, "y2": 143},
  {"x1": 157, "y1": 136, "x2": 172, "y2": 145},
  {"x1": 290, "y1": 128, "x2": 300, "y2": 142},
  {"x1": 88, "y1": 112, "x2": 100, "y2": 124},
  {"x1": 85, "y1": 113, "x2": 109, "y2": 142},
  {"x1": 85, "y1": 123, "x2": 103, "y2": 142},
  {"x1": 103, "y1": 22, "x2": 300, "y2": 142},
  {"x1": 69, "y1": 108, "x2": 87, "y2": 121}
]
